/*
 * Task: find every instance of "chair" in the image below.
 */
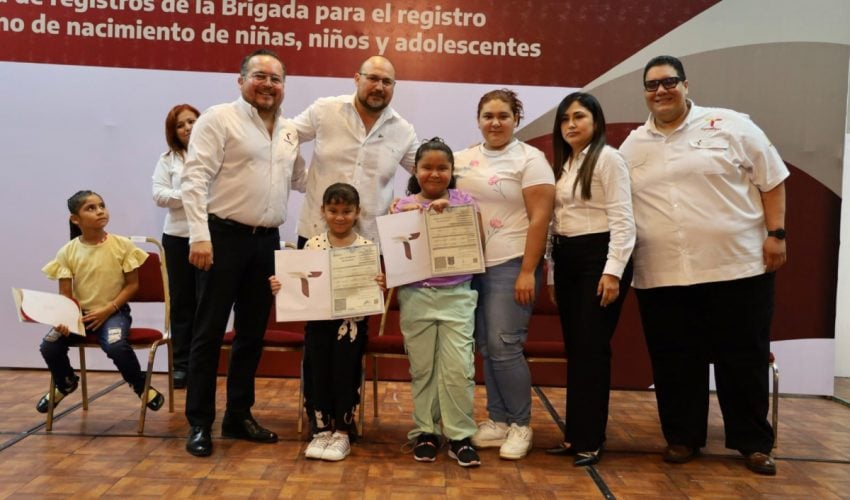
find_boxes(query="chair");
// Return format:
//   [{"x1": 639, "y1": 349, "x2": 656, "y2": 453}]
[
  {"x1": 45, "y1": 236, "x2": 174, "y2": 434},
  {"x1": 524, "y1": 273, "x2": 567, "y2": 369},
  {"x1": 220, "y1": 310, "x2": 306, "y2": 433},
  {"x1": 358, "y1": 287, "x2": 405, "y2": 437}
]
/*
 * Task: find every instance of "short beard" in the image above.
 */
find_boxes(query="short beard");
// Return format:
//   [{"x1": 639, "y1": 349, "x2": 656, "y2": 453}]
[{"x1": 357, "y1": 93, "x2": 388, "y2": 113}]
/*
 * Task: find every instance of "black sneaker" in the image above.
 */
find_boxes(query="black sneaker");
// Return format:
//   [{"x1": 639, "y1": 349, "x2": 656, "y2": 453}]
[
  {"x1": 413, "y1": 433, "x2": 440, "y2": 462},
  {"x1": 36, "y1": 375, "x2": 79, "y2": 414},
  {"x1": 449, "y1": 438, "x2": 481, "y2": 467}
]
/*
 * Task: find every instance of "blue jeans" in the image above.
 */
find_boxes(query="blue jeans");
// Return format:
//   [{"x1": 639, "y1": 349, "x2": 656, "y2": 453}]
[
  {"x1": 472, "y1": 257, "x2": 541, "y2": 426},
  {"x1": 39, "y1": 305, "x2": 147, "y2": 394}
]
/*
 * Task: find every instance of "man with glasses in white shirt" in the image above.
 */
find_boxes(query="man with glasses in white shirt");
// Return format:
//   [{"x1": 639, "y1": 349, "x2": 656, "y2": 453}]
[
  {"x1": 292, "y1": 55, "x2": 418, "y2": 247},
  {"x1": 291, "y1": 55, "x2": 418, "y2": 436},
  {"x1": 181, "y1": 48, "x2": 305, "y2": 457},
  {"x1": 619, "y1": 55, "x2": 787, "y2": 476}
]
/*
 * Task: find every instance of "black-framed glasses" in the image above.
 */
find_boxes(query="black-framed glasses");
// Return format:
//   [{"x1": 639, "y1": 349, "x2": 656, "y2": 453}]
[
  {"x1": 249, "y1": 72, "x2": 284, "y2": 86},
  {"x1": 644, "y1": 76, "x2": 682, "y2": 92},
  {"x1": 359, "y1": 72, "x2": 395, "y2": 87}
]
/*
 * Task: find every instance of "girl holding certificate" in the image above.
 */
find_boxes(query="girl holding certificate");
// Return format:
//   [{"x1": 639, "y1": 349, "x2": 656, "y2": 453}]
[
  {"x1": 545, "y1": 92, "x2": 634, "y2": 466},
  {"x1": 454, "y1": 89, "x2": 555, "y2": 460},
  {"x1": 394, "y1": 137, "x2": 482, "y2": 468},
  {"x1": 271, "y1": 183, "x2": 385, "y2": 463}
]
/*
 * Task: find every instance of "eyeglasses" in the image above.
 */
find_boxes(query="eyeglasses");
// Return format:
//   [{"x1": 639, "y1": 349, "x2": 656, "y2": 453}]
[
  {"x1": 644, "y1": 76, "x2": 682, "y2": 92},
  {"x1": 248, "y1": 72, "x2": 284, "y2": 86},
  {"x1": 359, "y1": 72, "x2": 395, "y2": 87}
]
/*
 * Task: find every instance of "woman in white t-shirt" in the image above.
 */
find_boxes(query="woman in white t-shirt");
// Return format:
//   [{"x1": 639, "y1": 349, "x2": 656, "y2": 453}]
[{"x1": 454, "y1": 89, "x2": 555, "y2": 460}]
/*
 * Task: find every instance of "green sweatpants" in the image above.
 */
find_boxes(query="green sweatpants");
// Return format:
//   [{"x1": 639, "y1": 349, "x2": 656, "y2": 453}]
[{"x1": 399, "y1": 281, "x2": 478, "y2": 441}]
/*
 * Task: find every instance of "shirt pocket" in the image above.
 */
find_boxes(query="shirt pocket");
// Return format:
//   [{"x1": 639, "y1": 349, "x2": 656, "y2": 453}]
[{"x1": 689, "y1": 138, "x2": 730, "y2": 175}]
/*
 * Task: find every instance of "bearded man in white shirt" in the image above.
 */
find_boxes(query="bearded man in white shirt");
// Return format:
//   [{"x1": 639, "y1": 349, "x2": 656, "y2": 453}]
[
  {"x1": 619, "y1": 55, "x2": 787, "y2": 476},
  {"x1": 292, "y1": 55, "x2": 418, "y2": 246}
]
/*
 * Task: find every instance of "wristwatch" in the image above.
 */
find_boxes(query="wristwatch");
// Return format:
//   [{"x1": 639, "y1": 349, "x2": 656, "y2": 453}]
[{"x1": 767, "y1": 228, "x2": 786, "y2": 240}]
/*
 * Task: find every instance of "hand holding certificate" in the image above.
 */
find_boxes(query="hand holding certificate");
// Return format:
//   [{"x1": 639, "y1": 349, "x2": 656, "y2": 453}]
[
  {"x1": 377, "y1": 204, "x2": 485, "y2": 288},
  {"x1": 274, "y1": 245, "x2": 385, "y2": 322},
  {"x1": 12, "y1": 287, "x2": 85, "y2": 335}
]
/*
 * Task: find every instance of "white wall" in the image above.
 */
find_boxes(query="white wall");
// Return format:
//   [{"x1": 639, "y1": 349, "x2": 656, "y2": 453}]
[{"x1": 0, "y1": 61, "x2": 573, "y2": 371}]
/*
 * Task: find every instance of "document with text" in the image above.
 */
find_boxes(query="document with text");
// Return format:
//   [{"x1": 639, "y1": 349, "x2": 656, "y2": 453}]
[
  {"x1": 377, "y1": 204, "x2": 484, "y2": 288},
  {"x1": 275, "y1": 245, "x2": 384, "y2": 322}
]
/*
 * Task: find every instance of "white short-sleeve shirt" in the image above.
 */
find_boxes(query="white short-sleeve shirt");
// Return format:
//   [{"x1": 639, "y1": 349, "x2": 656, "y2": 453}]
[
  {"x1": 619, "y1": 101, "x2": 789, "y2": 289},
  {"x1": 455, "y1": 139, "x2": 555, "y2": 267}
]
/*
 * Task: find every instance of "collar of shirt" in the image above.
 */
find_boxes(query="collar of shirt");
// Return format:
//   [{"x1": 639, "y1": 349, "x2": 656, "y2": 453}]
[{"x1": 345, "y1": 93, "x2": 399, "y2": 134}]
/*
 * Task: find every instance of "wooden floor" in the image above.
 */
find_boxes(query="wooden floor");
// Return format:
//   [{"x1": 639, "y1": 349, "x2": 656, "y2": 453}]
[{"x1": 1, "y1": 370, "x2": 849, "y2": 499}]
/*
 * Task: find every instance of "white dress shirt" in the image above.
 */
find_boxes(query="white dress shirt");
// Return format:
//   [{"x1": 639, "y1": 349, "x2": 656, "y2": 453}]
[
  {"x1": 152, "y1": 151, "x2": 189, "y2": 237},
  {"x1": 291, "y1": 94, "x2": 418, "y2": 243},
  {"x1": 552, "y1": 145, "x2": 635, "y2": 278},
  {"x1": 181, "y1": 98, "x2": 305, "y2": 244},
  {"x1": 619, "y1": 101, "x2": 789, "y2": 289}
]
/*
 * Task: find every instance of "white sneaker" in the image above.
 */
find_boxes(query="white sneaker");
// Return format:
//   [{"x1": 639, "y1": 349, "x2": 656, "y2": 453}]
[
  {"x1": 321, "y1": 432, "x2": 351, "y2": 462},
  {"x1": 500, "y1": 423, "x2": 533, "y2": 460},
  {"x1": 305, "y1": 431, "x2": 333, "y2": 459},
  {"x1": 471, "y1": 419, "x2": 509, "y2": 448}
]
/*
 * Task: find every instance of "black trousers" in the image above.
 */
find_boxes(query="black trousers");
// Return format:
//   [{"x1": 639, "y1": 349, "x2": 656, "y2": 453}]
[
  {"x1": 552, "y1": 232, "x2": 632, "y2": 452},
  {"x1": 635, "y1": 273, "x2": 775, "y2": 454},
  {"x1": 162, "y1": 233, "x2": 199, "y2": 373},
  {"x1": 304, "y1": 318, "x2": 368, "y2": 433},
  {"x1": 185, "y1": 221, "x2": 279, "y2": 427}
]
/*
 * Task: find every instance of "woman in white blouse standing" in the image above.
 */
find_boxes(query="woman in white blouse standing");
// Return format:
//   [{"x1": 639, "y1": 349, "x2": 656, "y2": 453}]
[
  {"x1": 152, "y1": 103, "x2": 200, "y2": 389},
  {"x1": 544, "y1": 92, "x2": 635, "y2": 466}
]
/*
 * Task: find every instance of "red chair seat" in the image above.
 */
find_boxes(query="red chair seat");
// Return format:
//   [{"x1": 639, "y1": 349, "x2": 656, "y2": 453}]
[
  {"x1": 78, "y1": 328, "x2": 164, "y2": 346},
  {"x1": 128, "y1": 328, "x2": 166, "y2": 344},
  {"x1": 524, "y1": 340, "x2": 566, "y2": 359},
  {"x1": 367, "y1": 335, "x2": 406, "y2": 355},
  {"x1": 263, "y1": 330, "x2": 304, "y2": 348},
  {"x1": 223, "y1": 330, "x2": 304, "y2": 348}
]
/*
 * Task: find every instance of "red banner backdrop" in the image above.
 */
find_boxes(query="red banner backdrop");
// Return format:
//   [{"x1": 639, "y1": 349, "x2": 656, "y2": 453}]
[{"x1": 1, "y1": 0, "x2": 717, "y2": 85}]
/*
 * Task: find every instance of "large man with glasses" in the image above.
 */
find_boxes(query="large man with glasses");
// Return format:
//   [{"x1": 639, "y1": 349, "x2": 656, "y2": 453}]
[
  {"x1": 181, "y1": 48, "x2": 304, "y2": 457},
  {"x1": 291, "y1": 55, "x2": 417, "y2": 436},
  {"x1": 619, "y1": 55, "x2": 787, "y2": 476}
]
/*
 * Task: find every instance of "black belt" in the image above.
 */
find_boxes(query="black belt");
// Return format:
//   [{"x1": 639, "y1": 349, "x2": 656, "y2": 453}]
[
  {"x1": 208, "y1": 214, "x2": 278, "y2": 236},
  {"x1": 552, "y1": 232, "x2": 609, "y2": 245}
]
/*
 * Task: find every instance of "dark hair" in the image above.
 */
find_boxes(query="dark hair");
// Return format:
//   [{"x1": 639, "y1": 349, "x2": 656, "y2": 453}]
[
  {"x1": 477, "y1": 88, "x2": 524, "y2": 126},
  {"x1": 164, "y1": 104, "x2": 200, "y2": 157},
  {"x1": 643, "y1": 55, "x2": 686, "y2": 82},
  {"x1": 552, "y1": 93, "x2": 607, "y2": 200},
  {"x1": 322, "y1": 182, "x2": 360, "y2": 207},
  {"x1": 240, "y1": 49, "x2": 286, "y2": 77},
  {"x1": 407, "y1": 137, "x2": 456, "y2": 195},
  {"x1": 67, "y1": 190, "x2": 101, "y2": 240}
]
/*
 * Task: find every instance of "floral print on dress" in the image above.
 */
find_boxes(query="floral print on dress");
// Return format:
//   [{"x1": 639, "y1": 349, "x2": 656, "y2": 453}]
[
  {"x1": 488, "y1": 175, "x2": 506, "y2": 198},
  {"x1": 456, "y1": 159, "x2": 480, "y2": 176},
  {"x1": 485, "y1": 217, "x2": 504, "y2": 245}
]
